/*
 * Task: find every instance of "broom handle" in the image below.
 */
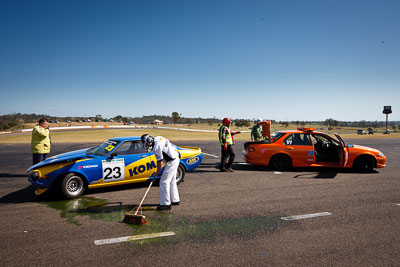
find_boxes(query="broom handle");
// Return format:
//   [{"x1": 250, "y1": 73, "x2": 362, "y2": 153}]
[{"x1": 134, "y1": 173, "x2": 155, "y2": 215}]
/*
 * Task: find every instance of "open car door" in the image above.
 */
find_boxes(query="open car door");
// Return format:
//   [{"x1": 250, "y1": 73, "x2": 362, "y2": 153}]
[
  {"x1": 335, "y1": 133, "x2": 349, "y2": 168},
  {"x1": 261, "y1": 120, "x2": 271, "y2": 140}
]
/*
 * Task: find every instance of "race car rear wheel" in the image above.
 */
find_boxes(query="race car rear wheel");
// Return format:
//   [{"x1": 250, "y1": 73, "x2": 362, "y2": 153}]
[
  {"x1": 61, "y1": 173, "x2": 86, "y2": 199},
  {"x1": 270, "y1": 154, "x2": 292, "y2": 171},
  {"x1": 353, "y1": 155, "x2": 375, "y2": 173},
  {"x1": 176, "y1": 164, "x2": 185, "y2": 185}
]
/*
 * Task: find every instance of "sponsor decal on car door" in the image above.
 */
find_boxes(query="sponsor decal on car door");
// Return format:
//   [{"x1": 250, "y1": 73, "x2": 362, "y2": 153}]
[
  {"x1": 101, "y1": 140, "x2": 156, "y2": 183},
  {"x1": 125, "y1": 154, "x2": 156, "y2": 180},
  {"x1": 102, "y1": 158, "x2": 125, "y2": 182}
]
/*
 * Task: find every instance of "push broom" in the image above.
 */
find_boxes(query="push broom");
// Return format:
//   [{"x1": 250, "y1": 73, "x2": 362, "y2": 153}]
[{"x1": 124, "y1": 173, "x2": 156, "y2": 225}]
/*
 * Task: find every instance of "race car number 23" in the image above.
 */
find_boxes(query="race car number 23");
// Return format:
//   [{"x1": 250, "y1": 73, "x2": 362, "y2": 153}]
[{"x1": 102, "y1": 158, "x2": 125, "y2": 182}]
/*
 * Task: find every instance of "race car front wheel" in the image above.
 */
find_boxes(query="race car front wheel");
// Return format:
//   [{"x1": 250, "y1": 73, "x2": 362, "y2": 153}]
[
  {"x1": 61, "y1": 173, "x2": 86, "y2": 199},
  {"x1": 176, "y1": 165, "x2": 185, "y2": 185}
]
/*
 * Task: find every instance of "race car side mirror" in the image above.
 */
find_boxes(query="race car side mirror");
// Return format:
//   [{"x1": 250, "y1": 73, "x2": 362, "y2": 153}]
[{"x1": 108, "y1": 152, "x2": 117, "y2": 158}]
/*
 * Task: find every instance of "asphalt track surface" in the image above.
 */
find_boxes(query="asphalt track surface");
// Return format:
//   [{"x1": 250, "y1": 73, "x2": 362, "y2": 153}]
[{"x1": 1, "y1": 139, "x2": 399, "y2": 266}]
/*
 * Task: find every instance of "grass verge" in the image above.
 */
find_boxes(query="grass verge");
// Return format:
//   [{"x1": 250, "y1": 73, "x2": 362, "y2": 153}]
[{"x1": 1, "y1": 128, "x2": 399, "y2": 144}]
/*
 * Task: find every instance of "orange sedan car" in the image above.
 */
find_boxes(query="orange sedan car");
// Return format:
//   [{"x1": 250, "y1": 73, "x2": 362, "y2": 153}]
[{"x1": 242, "y1": 127, "x2": 386, "y2": 172}]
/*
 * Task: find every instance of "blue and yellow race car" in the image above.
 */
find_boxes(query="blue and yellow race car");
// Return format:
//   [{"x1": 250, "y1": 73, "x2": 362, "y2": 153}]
[{"x1": 27, "y1": 137, "x2": 202, "y2": 198}]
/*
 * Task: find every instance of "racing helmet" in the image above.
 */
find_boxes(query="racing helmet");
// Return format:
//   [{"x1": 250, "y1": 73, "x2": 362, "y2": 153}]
[
  {"x1": 141, "y1": 134, "x2": 154, "y2": 146},
  {"x1": 222, "y1": 118, "x2": 231, "y2": 126}
]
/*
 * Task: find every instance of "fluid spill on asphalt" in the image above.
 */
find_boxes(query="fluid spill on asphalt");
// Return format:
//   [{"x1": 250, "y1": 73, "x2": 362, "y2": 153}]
[
  {"x1": 43, "y1": 196, "x2": 127, "y2": 226},
  {"x1": 127, "y1": 212, "x2": 284, "y2": 245},
  {"x1": 43, "y1": 196, "x2": 286, "y2": 243}
]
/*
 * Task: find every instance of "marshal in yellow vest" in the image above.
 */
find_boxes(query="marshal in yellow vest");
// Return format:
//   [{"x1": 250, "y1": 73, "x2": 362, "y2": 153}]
[{"x1": 31, "y1": 125, "x2": 51, "y2": 153}]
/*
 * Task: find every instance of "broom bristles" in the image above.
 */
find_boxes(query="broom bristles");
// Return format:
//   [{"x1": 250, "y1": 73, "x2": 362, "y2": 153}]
[{"x1": 124, "y1": 213, "x2": 148, "y2": 225}]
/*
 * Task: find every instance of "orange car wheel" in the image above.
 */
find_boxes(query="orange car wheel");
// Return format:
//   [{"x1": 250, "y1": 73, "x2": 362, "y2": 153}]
[
  {"x1": 353, "y1": 155, "x2": 375, "y2": 173},
  {"x1": 270, "y1": 154, "x2": 292, "y2": 171}
]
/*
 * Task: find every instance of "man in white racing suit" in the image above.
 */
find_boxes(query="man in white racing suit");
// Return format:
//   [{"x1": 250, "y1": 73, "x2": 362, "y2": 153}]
[{"x1": 141, "y1": 134, "x2": 180, "y2": 210}]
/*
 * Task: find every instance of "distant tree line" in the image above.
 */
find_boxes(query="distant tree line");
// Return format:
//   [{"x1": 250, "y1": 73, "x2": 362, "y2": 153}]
[
  {"x1": 322, "y1": 118, "x2": 399, "y2": 129},
  {"x1": 0, "y1": 113, "x2": 223, "y2": 130},
  {"x1": 0, "y1": 113, "x2": 49, "y2": 131},
  {"x1": 0, "y1": 113, "x2": 399, "y2": 131},
  {"x1": 278, "y1": 118, "x2": 399, "y2": 130}
]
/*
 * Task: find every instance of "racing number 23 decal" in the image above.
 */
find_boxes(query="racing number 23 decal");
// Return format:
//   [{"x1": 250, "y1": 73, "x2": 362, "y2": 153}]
[
  {"x1": 102, "y1": 158, "x2": 125, "y2": 182},
  {"x1": 104, "y1": 166, "x2": 121, "y2": 179}
]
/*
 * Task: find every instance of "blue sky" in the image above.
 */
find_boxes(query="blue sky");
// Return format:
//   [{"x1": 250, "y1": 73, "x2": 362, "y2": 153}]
[{"x1": 0, "y1": 0, "x2": 399, "y2": 121}]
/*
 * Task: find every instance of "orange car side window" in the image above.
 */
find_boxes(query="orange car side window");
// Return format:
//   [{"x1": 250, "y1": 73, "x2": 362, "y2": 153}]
[{"x1": 284, "y1": 133, "x2": 312, "y2": 146}]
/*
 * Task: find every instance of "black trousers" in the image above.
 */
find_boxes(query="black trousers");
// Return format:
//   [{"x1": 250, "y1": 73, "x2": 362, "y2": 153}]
[
  {"x1": 220, "y1": 145, "x2": 235, "y2": 170},
  {"x1": 32, "y1": 153, "x2": 48, "y2": 165}
]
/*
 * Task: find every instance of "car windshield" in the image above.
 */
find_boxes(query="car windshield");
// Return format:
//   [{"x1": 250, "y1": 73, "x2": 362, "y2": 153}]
[{"x1": 89, "y1": 140, "x2": 121, "y2": 156}]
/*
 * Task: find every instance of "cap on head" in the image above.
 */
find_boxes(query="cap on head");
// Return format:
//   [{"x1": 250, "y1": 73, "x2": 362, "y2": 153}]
[
  {"x1": 256, "y1": 118, "x2": 262, "y2": 124},
  {"x1": 222, "y1": 118, "x2": 231, "y2": 126}
]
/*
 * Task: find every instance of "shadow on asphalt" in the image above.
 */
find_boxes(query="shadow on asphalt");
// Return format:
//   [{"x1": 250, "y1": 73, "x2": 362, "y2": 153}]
[
  {"x1": 86, "y1": 181, "x2": 160, "y2": 196},
  {"x1": 0, "y1": 181, "x2": 158, "y2": 204},
  {"x1": 293, "y1": 172, "x2": 338, "y2": 179},
  {"x1": 289, "y1": 167, "x2": 379, "y2": 179},
  {"x1": 71, "y1": 202, "x2": 159, "y2": 215},
  {"x1": 0, "y1": 173, "x2": 28, "y2": 179},
  {"x1": 0, "y1": 186, "x2": 37, "y2": 204},
  {"x1": 195, "y1": 163, "x2": 223, "y2": 173},
  {"x1": 224, "y1": 163, "x2": 380, "y2": 179}
]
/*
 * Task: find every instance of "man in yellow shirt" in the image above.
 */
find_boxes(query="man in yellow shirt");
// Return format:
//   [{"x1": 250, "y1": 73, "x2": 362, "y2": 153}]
[{"x1": 31, "y1": 118, "x2": 51, "y2": 165}]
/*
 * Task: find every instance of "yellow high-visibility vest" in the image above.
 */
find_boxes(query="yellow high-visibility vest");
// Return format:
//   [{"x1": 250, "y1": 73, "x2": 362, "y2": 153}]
[
  {"x1": 31, "y1": 125, "x2": 51, "y2": 153},
  {"x1": 219, "y1": 125, "x2": 233, "y2": 145}
]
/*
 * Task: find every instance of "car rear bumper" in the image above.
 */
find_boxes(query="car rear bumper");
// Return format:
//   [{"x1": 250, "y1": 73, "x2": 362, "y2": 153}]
[{"x1": 242, "y1": 150, "x2": 268, "y2": 165}]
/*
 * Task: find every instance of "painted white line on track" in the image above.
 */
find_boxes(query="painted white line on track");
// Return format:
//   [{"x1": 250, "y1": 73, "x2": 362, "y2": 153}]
[
  {"x1": 273, "y1": 171, "x2": 282, "y2": 174},
  {"x1": 281, "y1": 212, "x2": 332, "y2": 221},
  {"x1": 94, "y1": 231, "x2": 175, "y2": 245},
  {"x1": 397, "y1": 204, "x2": 400, "y2": 206},
  {"x1": 203, "y1": 153, "x2": 219, "y2": 158}
]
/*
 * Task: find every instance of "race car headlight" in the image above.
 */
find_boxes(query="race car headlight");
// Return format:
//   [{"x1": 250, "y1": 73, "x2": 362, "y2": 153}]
[
  {"x1": 32, "y1": 171, "x2": 40, "y2": 179},
  {"x1": 30, "y1": 170, "x2": 48, "y2": 180},
  {"x1": 28, "y1": 170, "x2": 41, "y2": 182},
  {"x1": 379, "y1": 152, "x2": 385, "y2": 157}
]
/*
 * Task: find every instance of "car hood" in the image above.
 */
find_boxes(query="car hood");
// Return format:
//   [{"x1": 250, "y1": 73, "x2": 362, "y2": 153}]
[
  {"x1": 27, "y1": 148, "x2": 90, "y2": 171},
  {"x1": 348, "y1": 144, "x2": 382, "y2": 154}
]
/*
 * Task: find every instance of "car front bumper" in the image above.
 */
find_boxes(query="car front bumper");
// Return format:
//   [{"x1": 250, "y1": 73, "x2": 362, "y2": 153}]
[
  {"x1": 376, "y1": 156, "x2": 386, "y2": 168},
  {"x1": 28, "y1": 174, "x2": 51, "y2": 195}
]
